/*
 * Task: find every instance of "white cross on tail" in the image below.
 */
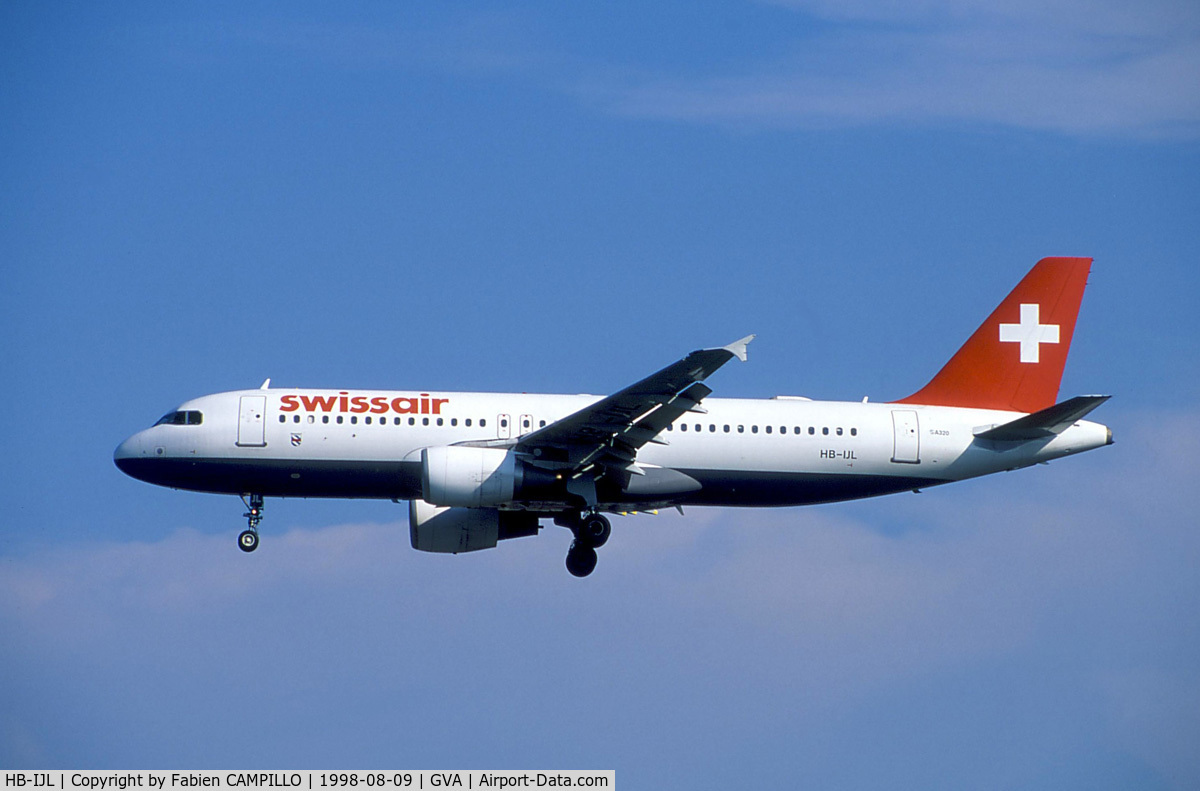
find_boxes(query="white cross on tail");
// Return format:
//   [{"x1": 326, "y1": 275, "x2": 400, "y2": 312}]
[{"x1": 999, "y1": 303, "x2": 1060, "y2": 363}]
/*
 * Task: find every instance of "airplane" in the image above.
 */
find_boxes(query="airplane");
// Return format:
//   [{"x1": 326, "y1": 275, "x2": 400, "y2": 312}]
[{"x1": 115, "y1": 256, "x2": 1112, "y2": 577}]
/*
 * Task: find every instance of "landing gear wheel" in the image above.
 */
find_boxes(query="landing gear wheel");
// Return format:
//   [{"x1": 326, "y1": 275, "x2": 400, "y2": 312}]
[
  {"x1": 581, "y1": 513, "x2": 611, "y2": 548},
  {"x1": 565, "y1": 542, "x2": 598, "y2": 577},
  {"x1": 238, "y1": 494, "x2": 264, "y2": 553},
  {"x1": 238, "y1": 530, "x2": 259, "y2": 553}
]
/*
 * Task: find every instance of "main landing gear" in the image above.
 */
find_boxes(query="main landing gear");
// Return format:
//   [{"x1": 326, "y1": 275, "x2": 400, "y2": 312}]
[
  {"x1": 557, "y1": 511, "x2": 611, "y2": 578},
  {"x1": 238, "y1": 493, "x2": 263, "y2": 553}
]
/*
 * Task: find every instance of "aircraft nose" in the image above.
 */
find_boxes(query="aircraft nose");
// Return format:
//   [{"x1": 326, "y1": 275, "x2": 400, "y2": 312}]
[
  {"x1": 114, "y1": 432, "x2": 149, "y2": 476},
  {"x1": 114, "y1": 436, "x2": 134, "y2": 474}
]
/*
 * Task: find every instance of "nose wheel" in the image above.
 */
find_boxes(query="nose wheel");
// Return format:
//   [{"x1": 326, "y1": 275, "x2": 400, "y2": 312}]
[
  {"x1": 238, "y1": 529, "x2": 260, "y2": 552},
  {"x1": 239, "y1": 494, "x2": 264, "y2": 553},
  {"x1": 558, "y1": 511, "x2": 611, "y2": 577}
]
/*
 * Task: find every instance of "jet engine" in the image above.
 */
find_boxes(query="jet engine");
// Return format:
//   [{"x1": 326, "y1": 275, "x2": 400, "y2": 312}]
[
  {"x1": 420, "y1": 445, "x2": 703, "y2": 515},
  {"x1": 421, "y1": 445, "x2": 560, "y2": 508},
  {"x1": 408, "y1": 498, "x2": 539, "y2": 554}
]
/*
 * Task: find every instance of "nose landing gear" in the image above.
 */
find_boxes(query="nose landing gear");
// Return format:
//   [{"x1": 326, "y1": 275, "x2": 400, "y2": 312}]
[
  {"x1": 558, "y1": 511, "x2": 611, "y2": 578},
  {"x1": 238, "y1": 493, "x2": 264, "y2": 553}
]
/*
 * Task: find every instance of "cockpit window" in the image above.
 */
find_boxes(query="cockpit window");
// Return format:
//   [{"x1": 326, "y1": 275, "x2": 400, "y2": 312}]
[{"x1": 154, "y1": 410, "x2": 203, "y2": 426}]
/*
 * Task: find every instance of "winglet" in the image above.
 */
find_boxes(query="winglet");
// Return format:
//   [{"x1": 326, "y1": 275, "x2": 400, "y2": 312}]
[{"x1": 723, "y1": 334, "x2": 755, "y2": 363}]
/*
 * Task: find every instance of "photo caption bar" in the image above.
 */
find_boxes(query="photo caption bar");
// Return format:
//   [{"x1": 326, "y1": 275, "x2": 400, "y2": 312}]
[{"x1": 3, "y1": 773, "x2": 614, "y2": 791}]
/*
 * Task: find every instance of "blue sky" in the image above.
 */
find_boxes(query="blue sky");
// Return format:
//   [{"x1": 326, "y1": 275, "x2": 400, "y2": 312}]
[{"x1": 1, "y1": 1, "x2": 1198, "y2": 787}]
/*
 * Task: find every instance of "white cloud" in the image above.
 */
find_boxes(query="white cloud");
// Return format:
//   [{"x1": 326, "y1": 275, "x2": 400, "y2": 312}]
[{"x1": 588, "y1": 0, "x2": 1200, "y2": 138}]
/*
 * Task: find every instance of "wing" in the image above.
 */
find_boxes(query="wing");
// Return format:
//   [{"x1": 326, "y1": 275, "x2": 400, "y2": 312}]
[{"x1": 511, "y1": 335, "x2": 754, "y2": 504}]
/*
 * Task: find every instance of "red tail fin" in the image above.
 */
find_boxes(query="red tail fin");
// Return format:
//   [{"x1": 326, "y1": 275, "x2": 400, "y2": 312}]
[{"x1": 895, "y1": 257, "x2": 1092, "y2": 413}]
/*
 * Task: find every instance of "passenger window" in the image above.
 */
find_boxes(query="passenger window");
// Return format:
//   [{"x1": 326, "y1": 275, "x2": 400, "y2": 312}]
[
  {"x1": 794, "y1": 427, "x2": 801, "y2": 434},
  {"x1": 423, "y1": 417, "x2": 429, "y2": 426},
  {"x1": 337, "y1": 416, "x2": 344, "y2": 424},
  {"x1": 394, "y1": 417, "x2": 401, "y2": 425},
  {"x1": 681, "y1": 424, "x2": 688, "y2": 432},
  {"x1": 279, "y1": 415, "x2": 286, "y2": 423},
  {"x1": 808, "y1": 427, "x2": 815, "y2": 435},
  {"x1": 451, "y1": 418, "x2": 457, "y2": 426},
  {"x1": 752, "y1": 425, "x2": 758, "y2": 434},
  {"x1": 365, "y1": 416, "x2": 372, "y2": 424},
  {"x1": 851, "y1": 428, "x2": 857, "y2": 436},
  {"x1": 323, "y1": 416, "x2": 329, "y2": 424},
  {"x1": 724, "y1": 425, "x2": 730, "y2": 433},
  {"x1": 307, "y1": 415, "x2": 314, "y2": 424},
  {"x1": 480, "y1": 419, "x2": 487, "y2": 427},
  {"x1": 822, "y1": 427, "x2": 829, "y2": 435},
  {"x1": 437, "y1": 418, "x2": 444, "y2": 426},
  {"x1": 466, "y1": 419, "x2": 472, "y2": 427},
  {"x1": 766, "y1": 425, "x2": 772, "y2": 434},
  {"x1": 540, "y1": 420, "x2": 546, "y2": 427},
  {"x1": 738, "y1": 425, "x2": 744, "y2": 433},
  {"x1": 709, "y1": 424, "x2": 716, "y2": 432},
  {"x1": 293, "y1": 415, "x2": 300, "y2": 423},
  {"x1": 409, "y1": 417, "x2": 416, "y2": 425},
  {"x1": 351, "y1": 416, "x2": 358, "y2": 424},
  {"x1": 695, "y1": 424, "x2": 701, "y2": 432},
  {"x1": 837, "y1": 427, "x2": 843, "y2": 436}
]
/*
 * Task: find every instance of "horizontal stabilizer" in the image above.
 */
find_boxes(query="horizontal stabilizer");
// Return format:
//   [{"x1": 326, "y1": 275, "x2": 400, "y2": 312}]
[{"x1": 974, "y1": 395, "x2": 1110, "y2": 442}]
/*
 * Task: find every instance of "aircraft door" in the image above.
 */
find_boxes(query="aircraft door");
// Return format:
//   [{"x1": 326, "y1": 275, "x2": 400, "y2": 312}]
[
  {"x1": 519, "y1": 414, "x2": 534, "y2": 436},
  {"x1": 497, "y1": 414, "x2": 511, "y2": 439},
  {"x1": 891, "y1": 410, "x2": 920, "y2": 463},
  {"x1": 237, "y1": 395, "x2": 268, "y2": 447}
]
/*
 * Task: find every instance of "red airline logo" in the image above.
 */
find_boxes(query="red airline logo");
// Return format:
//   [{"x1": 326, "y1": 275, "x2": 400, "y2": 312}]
[{"x1": 279, "y1": 392, "x2": 450, "y2": 415}]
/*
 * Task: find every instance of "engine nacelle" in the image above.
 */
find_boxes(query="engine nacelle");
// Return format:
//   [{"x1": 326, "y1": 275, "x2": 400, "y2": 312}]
[
  {"x1": 421, "y1": 446, "x2": 521, "y2": 508},
  {"x1": 409, "y1": 498, "x2": 539, "y2": 554}
]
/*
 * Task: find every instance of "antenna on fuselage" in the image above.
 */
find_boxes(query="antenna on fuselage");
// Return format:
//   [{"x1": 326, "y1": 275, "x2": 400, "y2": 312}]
[{"x1": 259, "y1": 378, "x2": 271, "y2": 390}]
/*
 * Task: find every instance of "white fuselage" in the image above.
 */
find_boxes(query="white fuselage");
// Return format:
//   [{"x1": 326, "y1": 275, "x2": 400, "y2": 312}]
[{"x1": 114, "y1": 387, "x2": 1111, "y2": 510}]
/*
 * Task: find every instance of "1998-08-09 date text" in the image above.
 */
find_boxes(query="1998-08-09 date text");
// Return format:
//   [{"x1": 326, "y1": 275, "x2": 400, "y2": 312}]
[{"x1": 319, "y1": 777, "x2": 413, "y2": 788}]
